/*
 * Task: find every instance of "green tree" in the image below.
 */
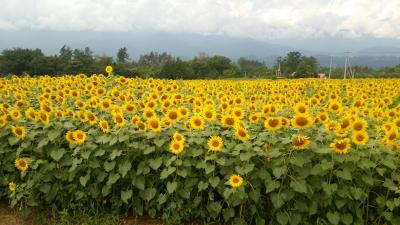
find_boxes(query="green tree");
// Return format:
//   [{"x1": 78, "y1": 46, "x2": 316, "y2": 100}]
[
  {"x1": 160, "y1": 58, "x2": 194, "y2": 79},
  {"x1": 117, "y1": 47, "x2": 129, "y2": 64}
]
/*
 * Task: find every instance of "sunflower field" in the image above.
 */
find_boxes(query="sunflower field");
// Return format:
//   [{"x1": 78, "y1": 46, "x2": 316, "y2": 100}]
[{"x1": 0, "y1": 69, "x2": 400, "y2": 224}]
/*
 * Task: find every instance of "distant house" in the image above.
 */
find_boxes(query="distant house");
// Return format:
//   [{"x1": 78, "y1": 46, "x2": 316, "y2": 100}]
[{"x1": 318, "y1": 73, "x2": 326, "y2": 78}]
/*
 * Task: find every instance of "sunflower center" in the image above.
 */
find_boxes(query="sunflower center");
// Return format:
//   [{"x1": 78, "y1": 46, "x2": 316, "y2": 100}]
[
  {"x1": 151, "y1": 120, "x2": 159, "y2": 128},
  {"x1": 225, "y1": 118, "x2": 234, "y2": 126},
  {"x1": 356, "y1": 134, "x2": 365, "y2": 141},
  {"x1": 194, "y1": 119, "x2": 201, "y2": 126},
  {"x1": 169, "y1": 112, "x2": 178, "y2": 120},
  {"x1": 16, "y1": 128, "x2": 23, "y2": 135},
  {"x1": 335, "y1": 142, "x2": 347, "y2": 150},
  {"x1": 295, "y1": 117, "x2": 308, "y2": 126},
  {"x1": 212, "y1": 140, "x2": 220, "y2": 147},
  {"x1": 268, "y1": 119, "x2": 279, "y2": 127},
  {"x1": 353, "y1": 122, "x2": 363, "y2": 131}
]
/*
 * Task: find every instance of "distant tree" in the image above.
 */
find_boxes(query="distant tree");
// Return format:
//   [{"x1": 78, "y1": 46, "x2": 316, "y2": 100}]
[
  {"x1": 160, "y1": 58, "x2": 194, "y2": 79},
  {"x1": 70, "y1": 47, "x2": 95, "y2": 74},
  {"x1": 117, "y1": 47, "x2": 129, "y2": 64},
  {"x1": 208, "y1": 55, "x2": 231, "y2": 75},
  {"x1": 0, "y1": 48, "x2": 45, "y2": 75}
]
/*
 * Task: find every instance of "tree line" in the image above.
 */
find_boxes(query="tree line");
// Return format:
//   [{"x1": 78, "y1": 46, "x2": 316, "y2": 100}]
[{"x1": 0, "y1": 46, "x2": 398, "y2": 78}]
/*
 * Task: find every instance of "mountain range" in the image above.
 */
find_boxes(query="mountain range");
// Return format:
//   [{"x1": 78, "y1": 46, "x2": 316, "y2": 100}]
[{"x1": 0, "y1": 29, "x2": 399, "y2": 68}]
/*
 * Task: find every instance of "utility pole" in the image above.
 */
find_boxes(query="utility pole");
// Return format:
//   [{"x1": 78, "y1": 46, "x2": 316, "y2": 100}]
[
  {"x1": 276, "y1": 62, "x2": 282, "y2": 79},
  {"x1": 343, "y1": 51, "x2": 350, "y2": 79},
  {"x1": 328, "y1": 55, "x2": 333, "y2": 78}
]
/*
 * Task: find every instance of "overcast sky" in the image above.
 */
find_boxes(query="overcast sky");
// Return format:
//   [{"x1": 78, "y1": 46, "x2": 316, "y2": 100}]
[{"x1": 0, "y1": 0, "x2": 399, "y2": 40}]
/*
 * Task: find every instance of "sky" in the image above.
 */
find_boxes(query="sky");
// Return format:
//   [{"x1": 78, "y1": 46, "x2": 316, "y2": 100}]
[{"x1": 0, "y1": 0, "x2": 399, "y2": 40}]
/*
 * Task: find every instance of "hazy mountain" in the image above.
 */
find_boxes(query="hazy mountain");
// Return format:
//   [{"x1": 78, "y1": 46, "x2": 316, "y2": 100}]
[{"x1": 0, "y1": 29, "x2": 399, "y2": 68}]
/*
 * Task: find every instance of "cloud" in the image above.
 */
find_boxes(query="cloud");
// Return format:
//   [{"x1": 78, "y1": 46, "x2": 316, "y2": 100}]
[{"x1": 0, "y1": 0, "x2": 399, "y2": 39}]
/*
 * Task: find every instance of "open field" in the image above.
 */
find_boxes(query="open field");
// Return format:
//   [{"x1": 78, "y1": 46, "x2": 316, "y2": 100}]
[{"x1": 0, "y1": 74, "x2": 399, "y2": 224}]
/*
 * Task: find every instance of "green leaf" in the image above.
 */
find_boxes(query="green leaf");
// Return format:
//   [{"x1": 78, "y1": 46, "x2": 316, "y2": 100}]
[
  {"x1": 272, "y1": 166, "x2": 287, "y2": 179},
  {"x1": 270, "y1": 193, "x2": 285, "y2": 209},
  {"x1": 167, "y1": 181, "x2": 178, "y2": 194},
  {"x1": 118, "y1": 160, "x2": 132, "y2": 178},
  {"x1": 50, "y1": 148, "x2": 66, "y2": 161},
  {"x1": 145, "y1": 188, "x2": 157, "y2": 201},
  {"x1": 314, "y1": 147, "x2": 331, "y2": 154},
  {"x1": 341, "y1": 213, "x2": 353, "y2": 225},
  {"x1": 8, "y1": 136, "x2": 20, "y2": 146},
  {"x1": 198, "y1": 181, "x2": 209, "y2": 192},
  {"x1": 266, "y1": 180, "x2": 280, "y2": 193},
  {"x1": 110, "y1": 149, "x2": 122, "y2": 160},
  {"x1": 207, "y1": 202, "x2": 222, "y2": 219},
  {"x1": 160, "y1": 166, "x2": 176, "y2": 179},
  {"x1": 143, "y1": 146, "x2": 156, "y2": 155},
  {"x1": 48, "y1": 130, "x2": 61, "y2": 141},
  {"x1": 240, "y1": 151, "x2": 253, "y2": 161},
  {"x1": 205, "y1": 163, "x2": 215, "y2": 174},
  {"x1": 326, "y1": 211, "x2": 340, "y2": 225},
  {"x1": 107, "y1": 172, "x2": 120, "y2": 186},
  {"x1": 154, "y1": 139, "x2": 165, "y2": 147},
  {"x1": 148, "y1": 157, "x2": 162, "y2": 170},
  {"x1": 276, "y1": 212, "x2": 289, "y2": 225},
  {"x1": 290, "y1": 180, "x2": 307, "y2": 194},
  {"x1": 79, "y1": 173, "x2": 90, "y2": 187},
  {"x1": 104, "y1": 161, "x2": 116, "y2": 172},
  {"x1": 121, "y1": 189, "x2": 133, "y2": 204},
  {"x1": 209, "y1": 177, "x2": 220, "y2": 188},
  {"x1": 223, "y1": 208, "x2": 235, "y2": 222},
  {"x1": 336, "y1": 169, "x2": 352, "y2": 180}
]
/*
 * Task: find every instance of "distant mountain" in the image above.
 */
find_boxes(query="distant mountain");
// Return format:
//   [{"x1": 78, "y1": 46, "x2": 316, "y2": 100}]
[
  {"x1": 356, "y1": 46, "x2": 400, "y2": 56},
  {"x1": 0, "y1": 29, "x2": 399, "y2": 68}
]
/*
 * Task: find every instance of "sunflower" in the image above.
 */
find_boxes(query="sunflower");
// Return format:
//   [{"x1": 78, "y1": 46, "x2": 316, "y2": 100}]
[
  {"x1": 123, "y1": 103, "x2": 136, "y2": 114},
  {"x1": 15, "y1": 158, "x2": 29, "y2": 171},
  {"x1": 249, "y1": 113, "x2": 260, "y2": 123},
  {"x1": 221, "y1": 114, "x2": 237, "y2": 128},
  {"x1": 99, "y1": 119, "x2": 110, "y2": 133},
  {"x1": 178, "y1": 107, "x2": 189, "y2": 118},
  {"x1": 169, "y1": 140, "x2": 184, "y2": 155},
  {"x1": 294, "y1": 102, "x2": 309, "y2": 114},
  {"x1": 105, "y1": 65, "x2": 113, "y2": 74},
  {"x1": 173, "y1": 131, "x2": 185, "y2": 143},
  {"x1": 235, "y1": 126, "x2": 250, "y2": 142},
  {"x1": 136, "y1": 121, "x2": 147, "y2": 132},
  {"x1": 292, "y1": 136, "x2": 310, "y2": 150},
  {"x1": 130, "y1": 115, "x2": 141, "y2": 126},
  {"x1": 143, "y1": 109, "x2": 156, "y2": 120},
  {"x1": 0, "y1": 116, "x2": 7, "y2": 128},
  {"x1": 383, "y1": 129, "x2": 398, "y2": 144},
  {"x1": 190, "y1": 115, "x2": 204, "y2": 130},
  {"x1": 231, "y1": 107, "x2": 245, "y2": 119},
  {"x1": 208, "y1": 136, "x2": 223, "y2": 152},
  {"x1": 148, "y1": 117, "x2": 162, "y2": 132},
  {"x1": 203, "y1": 108, "x2": 216, "y2": 122},
  {"x1": 352, "y1": 131, "x2": 369, "y2": 146},
  {"x1": 330, "y1": 138, "x2": 351, "y2": 154},
  {"x1": 85, "y1": 111, "x2": 98, "y2": 125},
  {"x1": 38, "y1": 111, "x2": 50, "y2": 125},
  {"x1": 9, "y1": 109, "x2": 22, "y2": 120},
  {"x1": 74, "y1": 130, "x2": 87, "y2": 144},
  {"x1": 351, "y1": 118, "x2": 368, "y2": 132},
  {"x1": 65, "y1": 131, "x2": 77, "y2": 144},
  {"x1": 228, "y1": 175, "x2": 243, "y2": 188},
  {"x1": 8, "y1": 182, "x2": 16, "y2": 192},
  {"x1": 264, "y1": 117, "x2": 282, "y2": 132},
  {"x1": 100, "y1": 99, "x2": 113, "y2": 110},
  {"x1": 328, "y1": 101, "x2": 342, "y2": 114},
  {"x1": 281, "y1": 117, "x2": 290, "y2": 128},
  {"x1": 291, "y1": 114, "x2": 313, "y2": 129},
  {"x1": 11, "y1": 126, "x2": 26, "y2": 139},
  {"x1": 25, "y1": 108, "x2": 38, "y2": 121},
  {"x1": 166, "y1": 109, "x2": 180, "y2": 123},
  {"x1": 113, "y1": 113, "x2": 126, "y2": 127},
  {"x1": 334, "y1": 127, "x2": 348, "y2": 137}
]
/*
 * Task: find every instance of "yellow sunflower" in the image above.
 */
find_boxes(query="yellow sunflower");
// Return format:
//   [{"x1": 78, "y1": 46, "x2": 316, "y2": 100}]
[
  {"x1": 105, "y1": 65, "x2": 113, "y2": 74},
  {"x1": 351, "y1": 118, "x2": 368, "y2": 132},
  {"x1": 221, "y1": 114, "x2": 237, "y2": 128},
  {"x1": 15, "y1": 158, "x2": 29, "y2": 171},
  {"x1": 11, "y1": 126, "x2": 26, "y2": 139},
  {"x1": 173, "y1": 131, "x2": 185, "y2": 143},
  {"x1": 169, "y1": 140, "x2": 184, "y2": 155},
  {"x1": 207, "y1": 136, "x2": 224, "y2": 152},
  {"x1": 228, "y1": 174, "x2": 243, "y2": 188},
  {"x1": 73, "y1": 130, "x2": 87, "y2": 144},
  {"x1": 330, "y1": 138, "x2": 351, "y2": 154},
  {"x1": 99, "y1": 119, "x2": 110, "y2": 133},
  {"x1": 148, "y1": 117, "x2": 162, "y2": 132},
  {"x1": 291, "y1": 114, "x2": 313, "y2": 129},
  {"x1": 235, "y1": 126, "x2": 250, "y2": 142},
  {"x1": 352, "y1": 131, "x2": 369, "y2": 146},
  {"x1": 264, "y1": 117, "x2": 282, "y2": 132},
  {"x1": 190, "y1": 115, "x2": 204, "y2": 130},
  {"x1": 9, "y1": 182, "x2": 16, "y2": 192},
  {"x1": 292, "y1": 136, "x2": 310, "y2": 150}
]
